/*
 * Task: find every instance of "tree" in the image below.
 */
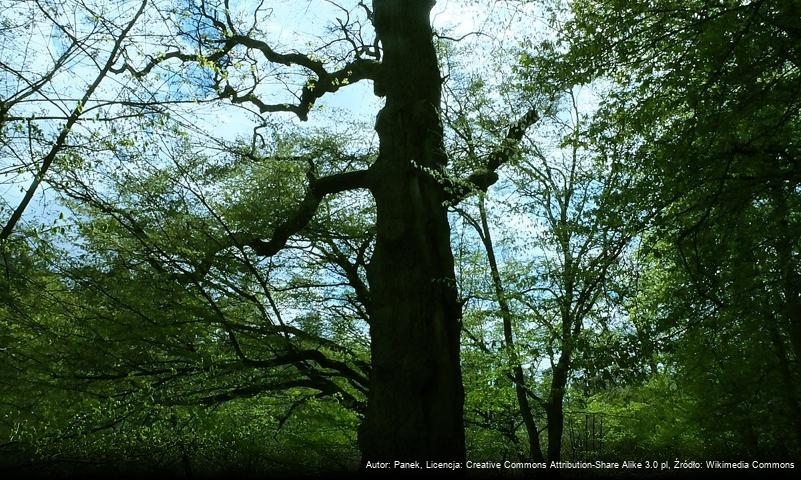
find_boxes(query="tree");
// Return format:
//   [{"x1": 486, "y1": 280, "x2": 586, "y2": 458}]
[
  {"x1": 456, "y1": 87, "x2": 637, "y2": 461},
  {"x1": 1, "y1": 131, "x2": 371, "y2": 472},
  {"x1": 97, "y1": 0, "x2": 541, "y2": 462},
  {"x1": 553, "y1": 0, "x2": 801, "y2": 455}
]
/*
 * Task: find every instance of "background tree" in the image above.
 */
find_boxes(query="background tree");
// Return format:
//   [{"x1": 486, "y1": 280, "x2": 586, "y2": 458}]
[
  {"x1": 544, "y1": 0, "x2": 801, "y2": 457},
  {"x1": 1, "y1": 127, "x2": 370, "y2": 473},
  {"x1": 1, "y1": 0, "x2": 149, "y2": 239},
  {"x1": 455, "y1": 85, "x2": 640, "y2": 462}
]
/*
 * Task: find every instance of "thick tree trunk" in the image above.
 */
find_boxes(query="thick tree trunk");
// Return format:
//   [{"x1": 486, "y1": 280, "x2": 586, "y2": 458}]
[
  {"x1": 546, "y1": 350, "x2": 571, "y2": 462},
  {"x1": 360, "y1": 0, "x2": 465, "y2": 463}
]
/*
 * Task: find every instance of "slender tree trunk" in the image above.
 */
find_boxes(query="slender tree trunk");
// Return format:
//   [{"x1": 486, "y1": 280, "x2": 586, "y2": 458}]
[
  {"x1": 772, "y1": 183, "x2": 801, "y2": 365},
  {"x1": 477, "y1": 196, "x2": 545, "y2": 462},
  {"x1": 767, "y1": 321, "x2": 801, "y2": 449},
  {"x1": 770, "y1": 181, "x2": 801, "y2": 448},
  {"x1": 360, "y1": 0, "x2": 465, "y2": 463}
]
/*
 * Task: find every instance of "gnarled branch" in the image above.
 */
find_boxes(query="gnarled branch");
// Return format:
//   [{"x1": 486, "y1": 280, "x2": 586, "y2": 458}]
[
  {"x1": 447, "y1": 107, "x2": 540, "y2": 204},
  {"x1": 111, "y1": 33, "x2": 380, "y2": 121},
  {"x1": 241, "y1": 169, "x2": 371, "y2": 256},
  {"x1": 191, "y1": 169, "x2": 371, "y2": 279}
]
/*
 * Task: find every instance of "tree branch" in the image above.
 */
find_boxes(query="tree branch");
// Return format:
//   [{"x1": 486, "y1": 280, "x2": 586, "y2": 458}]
[
  {"x1": 112, "y1": 35, "x2": 380, "y2": 121},
  {"x1": 241, "y1": 169, "x2": 370, "y2": 256},
  {"x1": 448, "y1": 107, "x2": 540, "y2": 203},
  {"x1": 190, "y1": 169, "x2": 370, "y2": 281}
]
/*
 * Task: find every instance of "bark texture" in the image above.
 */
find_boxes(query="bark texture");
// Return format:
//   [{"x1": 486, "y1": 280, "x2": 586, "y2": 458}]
[
  {"x1": 546, "y1": 352, "x2": 571, "y2": 462},
  {"x1": 360, "y1": 0, "x2": 465, "y2": 463}
]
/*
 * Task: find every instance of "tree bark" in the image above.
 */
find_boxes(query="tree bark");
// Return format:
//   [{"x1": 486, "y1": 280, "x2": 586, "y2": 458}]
[
  {"x1": 359, "y1": 0, "x2": 465, "y2": 463},
  {"x1": 546, "y1": 350, "x2": 571, "y2": 462}
]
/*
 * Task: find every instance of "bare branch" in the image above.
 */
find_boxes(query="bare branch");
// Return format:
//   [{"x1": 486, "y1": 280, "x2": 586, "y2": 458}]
[{"x1": 111, "y1": 34, "x2": 380, "y2": 121}]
